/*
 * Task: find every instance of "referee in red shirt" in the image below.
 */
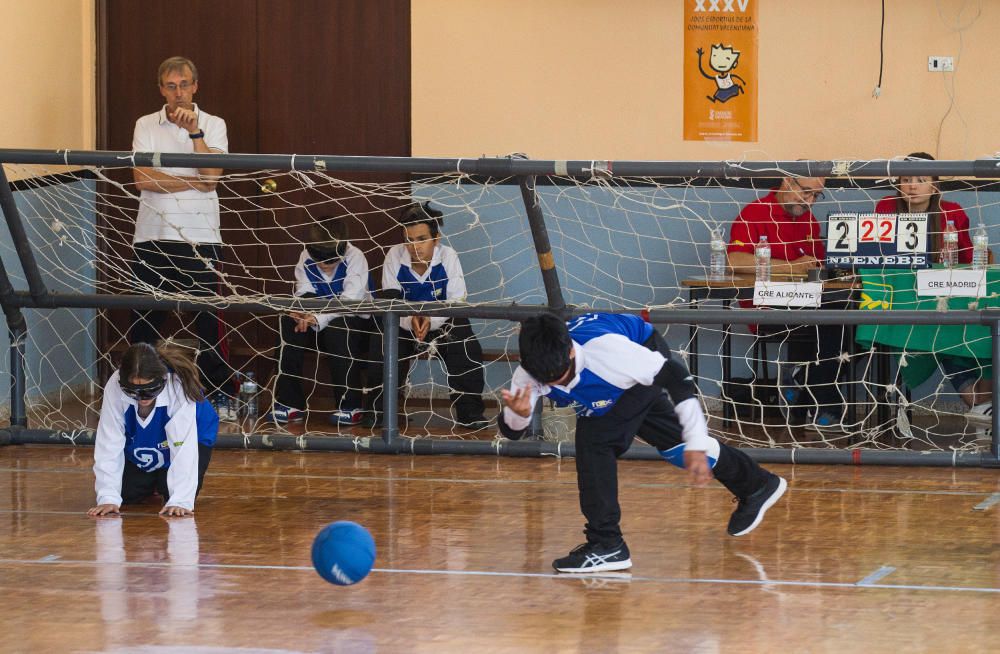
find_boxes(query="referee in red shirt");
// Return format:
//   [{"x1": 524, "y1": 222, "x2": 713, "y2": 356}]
[{"x1": 726, "y1": 177, "x2": 848, "y2": 433}]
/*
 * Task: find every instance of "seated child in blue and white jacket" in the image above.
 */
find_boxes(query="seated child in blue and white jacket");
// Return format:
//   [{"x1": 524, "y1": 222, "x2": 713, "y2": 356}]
[
  {"x1": 267, "y1": 219, "x2": 373, "y2": 425},
  {"x1": 367, "y1": 201, "x2": 488, "y2": 429}
]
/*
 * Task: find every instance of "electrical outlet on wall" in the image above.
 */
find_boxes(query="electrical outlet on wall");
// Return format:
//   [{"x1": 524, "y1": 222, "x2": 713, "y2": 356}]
[{"x1": 928, "y1": 56, "x2": 954, "y2": 72}]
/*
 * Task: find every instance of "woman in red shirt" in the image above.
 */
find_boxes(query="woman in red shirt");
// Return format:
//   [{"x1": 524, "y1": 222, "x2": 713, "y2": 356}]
[
  {"x1": 874, "y1": 151, "x2": 990, "y2": 416},
  {"x1": 874, "y1": 151, "x2": 972, "y2": 264}
]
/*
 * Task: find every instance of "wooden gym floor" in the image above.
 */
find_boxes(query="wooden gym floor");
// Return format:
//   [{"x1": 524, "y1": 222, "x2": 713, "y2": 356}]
[{"x1": 0, "y1": 444, "x2": 997, "y2": 653}]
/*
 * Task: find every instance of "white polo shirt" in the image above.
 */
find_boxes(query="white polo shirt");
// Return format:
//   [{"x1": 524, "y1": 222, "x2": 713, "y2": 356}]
[{"x1": 132, "y1": 104, "x2": 228, "y2": 244}]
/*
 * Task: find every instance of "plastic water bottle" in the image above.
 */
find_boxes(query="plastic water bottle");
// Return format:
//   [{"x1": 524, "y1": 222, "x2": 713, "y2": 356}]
[
  {"x1": 238, "y1": 372, "x2": 259, "y2": 427},
  {"x1": 972, "y1": 223, "x2": 989, "y2": 270},
  {"x1": 709, "y1": 227, "x2": 728, "y2": 280},
  {"x1": 941, "y1": 220, "x2": 959, "y2": 268},
  {"x1": 755, "y1": 235, "x2": 771, "y2": 281}
]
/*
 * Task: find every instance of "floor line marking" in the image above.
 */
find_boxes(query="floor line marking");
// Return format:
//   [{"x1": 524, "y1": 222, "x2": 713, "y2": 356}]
[
  {"x1": 0, "y1": 558, "x2": 995, "y2": 594},
  {"x1": 972, "y1": 492, "x2": 1000, "y2": 511},
  {"x1": 857, "y1": 565, "x2": 896, "y2": 586}
]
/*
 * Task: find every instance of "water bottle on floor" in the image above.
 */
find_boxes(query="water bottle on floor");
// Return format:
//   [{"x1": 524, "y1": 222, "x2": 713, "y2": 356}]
[
  {"x1": 238, "y1": 372, "x2": 259, "y2": 429},
  {"x1": 941, "y1": 220, "x2": 958, "y2": 268},
  {"x1": 709, "y1": 227, "x2": 728, "y2": 280},
  {"x1": 972, "y1": 223, "x2": 989, "y2": 270},
  {"x1": 755, "y1": 236, "x2": 771, "y2": 281}
]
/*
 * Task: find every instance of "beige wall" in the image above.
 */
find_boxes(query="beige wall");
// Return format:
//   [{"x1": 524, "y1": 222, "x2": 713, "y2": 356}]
[
  {"x1": 412, "y1": 0, "x2": 999, "y2": 161},
  {"x1": 1, "y1": 1, "x2": 992, "y2": 163},
  {"x1": 0, "y1": 0, "x2": 95, "y2": 176}
]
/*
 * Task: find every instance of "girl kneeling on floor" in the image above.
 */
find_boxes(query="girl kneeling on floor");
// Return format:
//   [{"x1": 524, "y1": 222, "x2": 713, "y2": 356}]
[{"x1": 88, "y1": 342, "x2": 218, "y2": 517}]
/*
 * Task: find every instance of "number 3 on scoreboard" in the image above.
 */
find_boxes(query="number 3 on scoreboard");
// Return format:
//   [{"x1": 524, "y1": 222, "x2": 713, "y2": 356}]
[
  {"x1": 827, "y1": 213, "x2": 857, "y2": 252},
  {"x1": 896, "y1": 213, "x2": 928, "y2": 253}
]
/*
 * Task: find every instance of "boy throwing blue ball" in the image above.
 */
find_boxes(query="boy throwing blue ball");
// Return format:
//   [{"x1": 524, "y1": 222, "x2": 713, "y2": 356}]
[{"x1": 500, "y1": 312, "x2": 787, "y2": 573}]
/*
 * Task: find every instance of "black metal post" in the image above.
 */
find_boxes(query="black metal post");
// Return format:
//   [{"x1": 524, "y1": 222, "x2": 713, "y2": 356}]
[
  {"x1": 529, "y1": 397, "x2": 543, "y2": 439},
  {"x1": 9, "y1": 324, "x2": 26, "y2": 427},
  {"x1": 1, "y1": 148, "x2": 998, "y2": 180},
  {"x1": 2, "y1": 427, "x2": 993, "y2": 466},
  {"x1": 519, "y1": 172, "x2": 565, "y2": 437},
  {"x1": 0, "y1": 196, "x2": 28, "y2": 427},
  {"x1": 381, "y1": 311, "x2": 400, "y2": 447},
  {"x1": 992, "y1": 320, "x2": 1000, "y2": 462},
  {"x1": 0, "y1": 166, "x2": 48, "y2": 302},
  {"x1": 6, "y1": 289, "x2": 995, "y2": 327},
  {"x1": 518, "y1": 176, "x2": 566, "y2": 311}
]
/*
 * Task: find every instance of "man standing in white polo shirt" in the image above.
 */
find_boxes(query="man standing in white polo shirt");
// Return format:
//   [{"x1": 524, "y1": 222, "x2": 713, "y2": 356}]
[{"x1": 130, "y1": 56, "x2": 233, "y2": 416}]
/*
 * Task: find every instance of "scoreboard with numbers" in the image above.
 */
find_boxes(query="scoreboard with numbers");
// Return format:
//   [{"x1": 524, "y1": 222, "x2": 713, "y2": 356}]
[{"x1": 825, "y1": 212, "x2": 930, "y2": 269}]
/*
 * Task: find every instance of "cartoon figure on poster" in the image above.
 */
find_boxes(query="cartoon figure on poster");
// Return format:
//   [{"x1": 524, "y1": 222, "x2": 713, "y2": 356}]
[{"x1": 696, "y1": 44, "x2": 746, "y2": 103}]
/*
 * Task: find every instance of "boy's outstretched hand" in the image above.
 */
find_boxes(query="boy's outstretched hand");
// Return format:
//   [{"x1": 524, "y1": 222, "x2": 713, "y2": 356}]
[
  {"x1": 684, "y1": 450, "x2": 714, "y2": 486},
  {"x1": 501, "y1": 387, "x2": 533, "y2": 418}
]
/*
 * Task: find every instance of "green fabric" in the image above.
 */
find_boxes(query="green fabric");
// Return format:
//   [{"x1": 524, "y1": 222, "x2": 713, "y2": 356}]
[{"x1": 854, "y1": 268, "x2": 998, "y2": 387}]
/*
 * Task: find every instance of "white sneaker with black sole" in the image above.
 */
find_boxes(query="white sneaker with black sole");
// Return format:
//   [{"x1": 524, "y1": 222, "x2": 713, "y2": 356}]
[
  {"x1": 211, "y1": 393, "x2": 238, "y2": 423},
  {"x1": 967, "y1": 402, "x2": 992, "y2": 438},
  {"x1": 966, "y1": 402, "x2": 992, "y2": 425}
]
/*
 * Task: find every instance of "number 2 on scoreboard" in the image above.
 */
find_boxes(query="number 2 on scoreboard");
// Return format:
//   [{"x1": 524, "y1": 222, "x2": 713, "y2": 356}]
[
  {"x1": 827, "y1": 213, "x2": 857, "y2": 252},
  {"x1": 859, "y1": 214, "x2": 895, "y2": 243}
]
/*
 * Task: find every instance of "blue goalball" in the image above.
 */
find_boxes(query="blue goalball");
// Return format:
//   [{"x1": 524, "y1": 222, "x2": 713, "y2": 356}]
[{"x1": 311, "y1": 521, "x2": 376, "y2": 586}]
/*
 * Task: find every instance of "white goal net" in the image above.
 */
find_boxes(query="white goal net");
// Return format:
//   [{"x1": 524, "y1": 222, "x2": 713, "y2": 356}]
[{"x1": 1, "y1": 156, "x2": 997, "y2": 454}]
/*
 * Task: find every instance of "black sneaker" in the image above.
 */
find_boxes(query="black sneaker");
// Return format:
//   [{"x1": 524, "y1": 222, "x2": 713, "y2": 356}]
[
  {"x1": 552, "y1": 541, "x2": 632, "y2": 573},
  {"x1": 727, "y1": 474, "x2": 787, "y2": 537}
]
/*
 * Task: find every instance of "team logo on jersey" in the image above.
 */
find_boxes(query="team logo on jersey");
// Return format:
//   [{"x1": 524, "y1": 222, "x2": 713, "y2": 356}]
[
  {"x1": 435, "y1": 288, "x2": 444, "y2": 298},
  {"x1": 568, "y1": 314, "x2": 599, "y2": 332},
  {"x1": 591, "y1": 399, "x2": 614, "y2": 410},
  {"x1": 133, "y1": 447, "x2": 165, "y2": 472}
]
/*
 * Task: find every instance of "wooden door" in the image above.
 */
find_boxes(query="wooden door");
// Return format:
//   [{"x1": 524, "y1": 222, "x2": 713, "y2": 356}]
[{"x1": 97, "y1": 0, "x2": 411, "y2": 386}]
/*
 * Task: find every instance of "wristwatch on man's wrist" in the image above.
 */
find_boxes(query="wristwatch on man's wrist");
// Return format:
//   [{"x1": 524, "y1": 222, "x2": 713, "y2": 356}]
[{"x1": 189, "y1": 130, "x2": 205, "y2": 140}]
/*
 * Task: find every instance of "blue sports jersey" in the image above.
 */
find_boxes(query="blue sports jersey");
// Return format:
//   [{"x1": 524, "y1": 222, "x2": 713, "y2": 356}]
[
  {"x1": 503, "y1": 313, "x2": 714, "y2": 453},
  {"x1": 122, "y1": 398, "x2": 218, "y2": 472},
  {"x1": 123, "y1": 404, "x2": 172, "y2": 471},
  {"x1": 304, "y1": 259, "x2": 347, "y2": 297},
  {"x1": 397, "y1": 262, "x2": 449, "y2": 301},
  {"x1": 565, "y1": 312, "x2": 654, "y2": 347},
  {"x1": 194, "y1": 398, "x2": 219, "y2": 448},
  {"x1": 543, "y1": 313, "x2": 659, "y2": 417}
]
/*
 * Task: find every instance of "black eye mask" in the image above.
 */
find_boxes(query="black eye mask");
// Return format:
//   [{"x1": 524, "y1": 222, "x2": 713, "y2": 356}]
[
  {"x1": 120, "y1": 377, "x2": 167, "y2": 400},
  {"x1": 306, "y1": 242, "x2": 346, "y2": 263}
]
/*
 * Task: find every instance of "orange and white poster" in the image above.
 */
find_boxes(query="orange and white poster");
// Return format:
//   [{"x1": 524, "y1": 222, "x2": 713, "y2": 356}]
[{"x1": 683, "y1": 0, "x2": 758, "y2": 142}]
